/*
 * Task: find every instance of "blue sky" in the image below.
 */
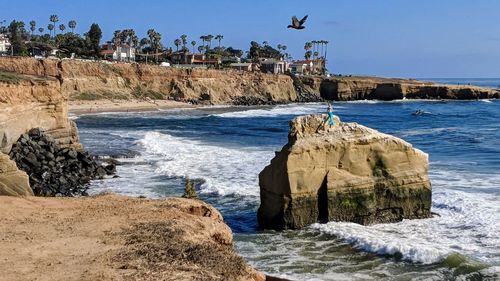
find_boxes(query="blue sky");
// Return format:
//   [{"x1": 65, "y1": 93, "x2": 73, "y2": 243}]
[{"x1": 1, "y1": 0, "x2": 499, "y2": 78}]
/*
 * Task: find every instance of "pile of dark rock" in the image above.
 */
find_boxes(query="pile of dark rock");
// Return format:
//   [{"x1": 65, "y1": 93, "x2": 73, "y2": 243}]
[
  {"x1": 296, "y1": 91, "x2": 324, "y2": 102},
  {"x1": 232, "y1": 96, "x2": 277, "y2": 106},
  {"x1": 8, "y1": 128, "x2": 116, "y2": 197}
]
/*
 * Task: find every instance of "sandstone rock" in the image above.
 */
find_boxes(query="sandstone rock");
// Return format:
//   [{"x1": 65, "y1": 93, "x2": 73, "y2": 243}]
[
  {"x1": 0, "y1": 152, "x2": 32, "y2": 196},
  {"x1": 258, "y1": 114, "x2": 432, "y2": 230},
  {"x1": 317, "y1": 76, "x2": 500, "y2": 101}
]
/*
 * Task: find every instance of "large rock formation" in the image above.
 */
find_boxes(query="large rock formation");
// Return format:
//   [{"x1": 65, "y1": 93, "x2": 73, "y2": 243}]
[
  {"x1": 318, "y1": 76, "x2": 500, "y2": 100},
  {"x1": 258, "y1": 114, "x2": 432, "y2": 230},
  {"x1": 0, "y1": 71, "x2": 82, "y2": 196}
]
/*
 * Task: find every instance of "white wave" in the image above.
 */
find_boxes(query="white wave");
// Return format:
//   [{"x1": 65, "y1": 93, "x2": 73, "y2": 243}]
[
  {"x1": 480, "y1": 99, "x2": 493, "y2": 103},
  {"x1": 311, "y1": 169, "x2": 500, "y2": 264},
  {"x1": 213, "y1": 103, "x2": 345, "y2": 118},
  {"x1": 139, "y1": 131, "x2": 274, "y2": 196},
  {"x1": 396, "y1": 127, "x2": 457, "y2": 137}
]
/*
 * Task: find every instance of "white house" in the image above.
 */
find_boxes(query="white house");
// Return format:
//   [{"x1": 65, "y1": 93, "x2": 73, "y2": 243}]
[
  {"x1": 0, "y1": 34, "x2": 11, "y2": 54},
  {"x1": 289, "y1": 60, "x2": 314, "y2": 75},
  {"x1": 260, "y1": 58, "x2": 287, "y2": 74},
  {"x1": 100, "y1": 42, "x2": 135, "y2": 62}
]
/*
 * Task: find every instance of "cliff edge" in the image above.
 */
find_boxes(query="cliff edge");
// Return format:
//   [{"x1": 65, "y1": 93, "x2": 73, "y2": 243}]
[
  {"x1": 0, "y1": 194, "x2": 265, "y2": 281},
  {"x1": 258, "y1": 114, "x2": 432, "y2": 230}
]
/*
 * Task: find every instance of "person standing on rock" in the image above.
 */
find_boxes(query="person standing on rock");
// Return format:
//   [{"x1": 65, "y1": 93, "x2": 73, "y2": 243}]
[{"x1": 327, "y1": 103, "x2": 335, "y2": 127}]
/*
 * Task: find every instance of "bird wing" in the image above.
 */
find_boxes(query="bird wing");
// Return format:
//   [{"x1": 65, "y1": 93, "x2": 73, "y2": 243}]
[
  {"x1": 292, "y1": 16, "x2": 300, "y2": 27},
  {"x1": 299, "y1": 15, "x2": 308, "y2": 25}
]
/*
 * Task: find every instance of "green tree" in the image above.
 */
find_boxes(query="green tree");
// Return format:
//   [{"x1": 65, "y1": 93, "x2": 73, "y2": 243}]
[
  {"x1": 8, "y1": 20, "x2": 28, "y2": 55},
  {"x1": 68, "y1": 20, "x2": 76, "y2": 33},
  {"x1": 29, "y1": 20, "x2": 36, "y2": 36},
  {"x1": 206, "y1": 34, "x2": 214, "y2": 48},
  {"x1": 180, "y1": 34, "x2": 187, "y2": 50},
  {"x1": 38, "y1": 27, "x2": 44, "y2": 34},
  {"x1": 305, "y1": 50, "x2": 312, "y2": 60},
  {"x1": 47, "y1": 24, "x2": 54, "y2": 38},
  {"x1": 147, "y1": 29, "x2": 162, "y2": 61},
  {"x1": 174, "y1": 38, "x2": 181, "y2": 51},
  {"x1": 59, "y1": 24, "x2": 66, "y2": 34},
  {"x1": 214, "y1": 34, "x2": 223, "y2": 48},
  {"x1": 190, "y1": 40, "x2": 196, "y2": 53},
  {"x1": 49, "y1": 15, "x2": 59, "y2": 36},
  {"x1": 197, "y1": 45, "x2": 204, "y2": 53},
  {"x1": 85, "y1": 23, "x2": 102, "y2": 56}
]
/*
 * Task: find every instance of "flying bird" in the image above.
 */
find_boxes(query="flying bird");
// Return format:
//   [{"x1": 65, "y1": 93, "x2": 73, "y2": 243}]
[{"x1": 288, "y1": 15, "x2": 308, "y2": 30}]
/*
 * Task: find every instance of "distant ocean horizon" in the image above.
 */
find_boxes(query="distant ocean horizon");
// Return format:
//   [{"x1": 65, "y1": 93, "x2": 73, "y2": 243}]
[{"x1": 420, "y1": 78, "x2": 500, "y2": 89}]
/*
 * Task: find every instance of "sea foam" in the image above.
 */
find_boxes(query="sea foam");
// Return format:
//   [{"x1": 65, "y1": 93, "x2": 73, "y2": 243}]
[{"x1": 139, "y1": 131, "x2": 273, "y2": 196}]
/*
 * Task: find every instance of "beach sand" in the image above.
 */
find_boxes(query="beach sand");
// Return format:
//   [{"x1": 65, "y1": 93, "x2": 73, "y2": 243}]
[{"x1": 69, "y1": 99, "x2": 196, "y2": 114}]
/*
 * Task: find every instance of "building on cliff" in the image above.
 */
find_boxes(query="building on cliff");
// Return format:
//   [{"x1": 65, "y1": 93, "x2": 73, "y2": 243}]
[
  {"x1": 100, "y1": 42, "x2": 136, "y2": 62},
  {"x1": 0, "y1": 34, "x2": 10, "y2": 54},
  {"x1": 260, "y1": 58, "x2": 287, "y2": 74}
]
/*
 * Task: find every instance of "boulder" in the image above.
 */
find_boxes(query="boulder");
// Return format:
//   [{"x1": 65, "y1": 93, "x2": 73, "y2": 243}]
[
  {"x1": 0, "y1": 153, "x2": 33, "y2": 196},
  {"x1": 258, "y1": 114, "x2": 432, "y2": 230}
]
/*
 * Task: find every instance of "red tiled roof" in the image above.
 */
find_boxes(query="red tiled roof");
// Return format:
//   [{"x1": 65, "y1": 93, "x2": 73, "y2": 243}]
[{"x1": 100, "y1": 50, "x2": 114, "y2": 55}]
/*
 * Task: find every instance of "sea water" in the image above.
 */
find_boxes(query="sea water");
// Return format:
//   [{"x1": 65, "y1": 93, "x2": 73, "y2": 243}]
[{"x1": 75, "y1": 99, "x2": 500, "y2": 280}]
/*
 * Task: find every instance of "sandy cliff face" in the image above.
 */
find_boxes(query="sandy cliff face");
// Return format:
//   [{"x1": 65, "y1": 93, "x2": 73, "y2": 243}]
[
  {"x1": 258, "y1": 114, "x2": 432, "y2": 230},
  {"x1": 318, "y1": 76, "x2": 500, "y2": 100},
  {"x1": 0, "y1": 73, "x2": 81, "y2": 196},
  {"x1": 0, "y1": 57, "x2": 297, "y2": 104},
  {"x1": 0, "y1": 75, "x2": 81, "y2": 153}
]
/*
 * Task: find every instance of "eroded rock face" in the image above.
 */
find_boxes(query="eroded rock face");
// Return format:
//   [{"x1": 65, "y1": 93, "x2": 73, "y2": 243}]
[
  {"x1": 0, "y1": 152, "x2": 32, "y2": 196},
  {"x1": 258, "y1": 114, "x2": 432, "y2": 230}
]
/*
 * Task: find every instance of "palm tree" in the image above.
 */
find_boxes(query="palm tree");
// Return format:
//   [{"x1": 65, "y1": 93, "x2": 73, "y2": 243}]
[
  {"x1": 206, "y1": 34, "x2": 214, "y2": 49},
  {"x1": 59, "y1": 24, "x2": 66, "y2": 34},
  {"x1": 38, "y1": 27, "x2": 44, "y2": 34},
  {"x1": 323, "y1": 40, "x2": 329, "y2": 62},
  {"x1": 262, "y1": 41, "x2": 268, "y2": 46},
  {"x1": 147, "y1": 29, "x2": 162, "y2": 61},
  {"x1": 197, "y1": 45, "x2": 204, "y2": 54},
  {"x1": 191, "y1": 40, "x2": 196, "y2": 53},
  {"x1": 214, "y1": 34, "x2": 223, "y2": 48},
  {"x1": 49, "y1": 15, "x2": 59, "y2": 36},
  {"x1": 29, "y1": 20, "x2": 36, "y2": 36},
  {"x1": 180, "y1": 34, "x2": 187, "y2": 50},
  {"x1": 47, "y1": 24, "x2": 54, "y2": 37},
  {"x1": 68, "y1": 20, "x2": 76, "y2": 33},
  {"x1": 174, "y1": 39, "x2": 181, "y2": 51},
  {"x1": 304, "y1": 41, "x2": 312, "y2": 60},
  {"x1": 199, "y1": 35, "x2": 206, "y2": 49},
  {"x1": 305, "y1": 50, "x2": 312, "y2": 60}
]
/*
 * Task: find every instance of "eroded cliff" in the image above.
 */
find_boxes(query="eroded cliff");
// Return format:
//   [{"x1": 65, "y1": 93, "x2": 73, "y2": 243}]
[
  {"x1": 0, "y1": 57, "x2": 297, "y2": 104},
  {"x1": 0, "y1": 71, "x2": 81, "y2": 196},
  {"x1": 315, "y1": 76, "x2": 500, "y2": 100}
]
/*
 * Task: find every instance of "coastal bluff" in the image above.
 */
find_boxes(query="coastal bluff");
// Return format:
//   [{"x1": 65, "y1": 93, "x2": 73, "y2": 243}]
[
  {"x1": 0, "y1": 194, "x2": 266, "y2": 281},
  {"x1": 0, "y1": 72, "x2": 81, "y2": 196},
  {"x1": 297, "y1": 76, "x2": 500, "y2": 101},
  {"x1": 0, "y1": 57, "x2": 297, "y2": 105},
  {"x1": 258, "y1": 115, "x2": 432, "y2": 230}
]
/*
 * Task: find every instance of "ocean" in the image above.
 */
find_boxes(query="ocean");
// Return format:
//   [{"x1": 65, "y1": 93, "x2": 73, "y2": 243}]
[{"x1": 74, "y1": 84, "x2": 500, "y2": 280}]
